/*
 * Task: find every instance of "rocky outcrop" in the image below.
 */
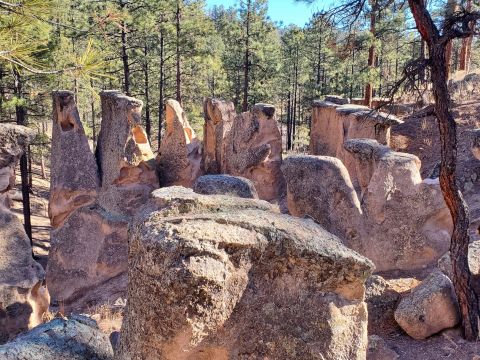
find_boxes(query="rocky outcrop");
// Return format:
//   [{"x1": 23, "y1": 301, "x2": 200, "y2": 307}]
[
  {"x1": 282, "y1": 155, "x2": 363, "y2": 247},
  {"x1": 394, "y1": 271, "x2": 460, "y2": 339},
  {"x1": 157, "y1": 100, "x2": 203, "y2": 188},
  {"x1": 282, "y1": 144, "x2": 453, "y2": 272},
  {"x1": 0, "y1": 315, "x2": 114, "y2": 360},
  {"x1": 49, "y1": 91, "x2": 99, "y2": 229},
  {"x1": 309, "y1": 101, "x2": 402, "y2": 188},
  {"x1": 46, "y1": 204, "x2": 128, "y2": 312},
  {"x1": 324, "y1": 95, "x2": 350, "y2": 105},
  {"x1": 47, "y1": 91, "x2": 155, "y2": 312},
  {"x1": 0, "y1": 124, "x2": 49, "y2": 344},
  {"x1": 117, "y1": 187, "x2": 373, "y2": 360},
  {"x1": 193, "y1": 175, "x2": 258, "y2": 199},
  {"x1": 202, "y1": 98, "x2": 235, "y2": 174},
  {"x1": 471, "y1": 129, "x2": 480, "y2": 160},
  {"x1": 367, "y1": 335, "x2": 399, "y2": 360},
  {"x1": 224, "y1": 103, "x2": 284, "y2": 201},
  {"x1": 97, "y1": 91, "x2": 158, "y2": 216}
]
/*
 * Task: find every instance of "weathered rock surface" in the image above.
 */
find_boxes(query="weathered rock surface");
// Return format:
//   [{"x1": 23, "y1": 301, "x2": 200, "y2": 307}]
[
  {"x1": 46, "y1": 204, "x2": 128, "y2": 312},
  {"x1": 49, "y1": 91, "x2": 100, "y2": 229},
  {"x1": 97, "y1": 91, "x2": 158, "y2": 216},
  {"x1": 367, "y1": 335, "x2": 399, "y2": 360},
  {"x1": 282, "y1": 155, "x2": 363, "y2": 247},
  {"x1": 157, "y1": 100, "x2": 203, "y2": 187},
  {"x1": 394, "y1": 271, "x2": 460, "y2": 339},
  {"x1": 0, "y1": 124, "x2": 49, "y2": 344},
  {"x1": 324, "y1": 95, "x2": 350, "y2": 105},
  {"x1": 193, "y1": 174, "x2": 258, "y2": 199},
  {"x1": 283, "y1": 144, "x2": 452, "y2": 272},
  {"x1": 202, "y1": 98, "x2": 235, "y2": 174},
  {"x1": 224, "y1": 103, "x2": 284, "y2": 201},
  {"x1": 471, "y1": 129, "x2": 480, "y2": 160},
  {"x1": 0, "y1": 315, "x2": 113, "y2": 359},
  {"x1": 117, "y1": 187, "x2": 373, "y2": 360}
]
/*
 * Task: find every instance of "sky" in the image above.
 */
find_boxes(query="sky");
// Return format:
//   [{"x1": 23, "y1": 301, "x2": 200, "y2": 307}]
[{"x1": 205, "y1": 0, "x2": 334, "y2": 27}]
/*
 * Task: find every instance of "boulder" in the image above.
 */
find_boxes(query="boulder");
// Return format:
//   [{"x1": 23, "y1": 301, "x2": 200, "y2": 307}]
[
  {"x1": 394, "y1": 271, "x2": 460, "y2": 339},
  {"x1": 367, "y1": 335, "x2": 399, "y2": 360},
  {"x1": 324, "y1": 95, "x2": 350, "y2": 105},
  {"x1": 157, "y1": 99, "x2": 203, "y2": 187},
  {"x1": 282, "y1": 155, "x2": 363, "y2": 247},
  {"x1": 96, "y1": 91, "x2": 158, "y2": 216},
  {"x1": 46, "y1": 203, "x2": 128, "y2": 312},
  {"x1": 0, "y1": 124, "x2": 49, "y2": 344},
  {"x1": 117, "y1": 187, "x2": 373, "y2": 360},
  {"x1": 49, "y1": 91, "x2": 99, "y2": 229},
  {"x1": 224, "y1": 103, "x2": 284, "y2": 201},
  {"x1": 0, "y1": 315, "x2": 114, "y2": 360},
  {"x1": 202, "y1": 98, "x2": 235, "y2": 174},
  {"x1": 193, "y1": 175, "x2": 258, "y2": 199}
]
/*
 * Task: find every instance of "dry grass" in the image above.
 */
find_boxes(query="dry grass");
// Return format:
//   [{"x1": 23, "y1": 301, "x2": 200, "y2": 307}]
[{"x1": 87, "y1": 302, "x2": 124, "y2": 334}]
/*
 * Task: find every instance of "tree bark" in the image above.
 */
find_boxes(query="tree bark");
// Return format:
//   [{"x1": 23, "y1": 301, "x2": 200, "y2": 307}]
[
  {"x1": 175, "y1": 0, "x2": 182, "y2": 104},
  {"x1": 459, "y1": 0, "x2": 474, "y2": 72},
  {"x1": 143, "y1": 39, "x2": 151, "y2": 141},
  {"x1": 365, "y1": 0, "x2": 376, "y2": 107},
  {"x1": 120, "y1": 2, "x2": 130, "y2": 95},
  {"x1": 408, "y1": 0, "x2": 480, "y2": 341},
  {"x1": 158, "y1": 20, "x2": 165, "y2": 149}
]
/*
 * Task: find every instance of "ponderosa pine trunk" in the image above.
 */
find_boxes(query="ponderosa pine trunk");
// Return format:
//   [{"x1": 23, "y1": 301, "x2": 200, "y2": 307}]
[
  {"x1": 175, "y1": 0, "x2": 182, "y2": 104},
  {"x1": 120, "y1": 10, "x2": 130, "y2": 96},
  {"x1": 243, "y1": 0, "x2": 251, "y2": 112},
  {"x1": 459, "y1": 0, "x2": 474, "y2": 72},
  {"x1": 408, "y1": 0, "x2": 480, "y2": 341},
  {"x1": 143, "y1": 40, "x2": 151, "y2": 141},
  {"x1": 365, "y1": 0, "x2": 376, "y2": 107}
]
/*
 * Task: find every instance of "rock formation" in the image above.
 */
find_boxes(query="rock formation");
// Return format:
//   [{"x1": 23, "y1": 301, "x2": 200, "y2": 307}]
[
  {"x1": 46, "y1": 204, "x2": 128, "y2": 312},
  {"x1": 0, "y1": 315, "x2": 114, "y2": 359},
  {"x1": 202, "y1": 98, "x2": 235, "y2": 174},
  {"x1": 282, "y1": 142, "x2": 453, "y2": 272},
  {"x1": 117, "y1": 187, "x2": 373, "y2": 360},
  {"x1": 471, "y1": 129, "x2": 480, "y2": 160},
  {"x1": 0, "y1": 124, "x2": 49, "y2": 344},
  {"x1": 97, "y1": 91, "x2": 158, "y2": 216},
  {"x1": 367, "y1": 335, "x2": 399, "y2": 360},
  {"x1": 282, "y1": 155, "x2": 363, "y2": 247},
  {"x1": 394, "y1": 271, "x2": 460, "y2": 339},
  {"x1": 47, "y1": 91, "x2": 156, "y2": 311},
  {"x1": 309, "y1": 101, "x2": 402, "y2": 187},
  {"x1": 224, "y1": 103, "x2": 284, "y2": 201},
  {"x1": 49, "y1": 91, "x2": 99, "y2": 229},
  {"x1": 156, "y1": 100, "x2": 203, "y2": 188},
  {"x1": 324, "y1": 95, "x2": 350, "y2": 105},
  {"x1": 193, "y1": 174, "x2": 258, "y2": 199}
]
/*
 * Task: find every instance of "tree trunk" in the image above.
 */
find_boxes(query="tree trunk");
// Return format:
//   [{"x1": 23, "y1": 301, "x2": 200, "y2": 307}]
[
  {"x1": 13, "y1": 70, "x2": 32, "y2": 246},
  {"x1": 459, "y1": 0, "x2": 474, "y2": 72},
  {"x1": 175, "y1": 0, "x2": 182, "y2": 104},
  {"x1": 243, "y1": 0, "x2": 251, "y2": 112},
  {"x1": 365, "y1": 0, "x2": 376, "y2": 107},
  {"x1": 120, "y1": 2, "x2": 130, "y2": 95},
  {"x1": 143, "y1": 40, "x2": 151, "y2": 141},
  {"x1": 90, "y1": 79, "x2": 96, "y2": 147},
  {"x1": 408, "y1": 0, "x2": 480, "y2": 341},
  {"x1": 158, "y1": 23, "x2": 165, "y2": 149}
]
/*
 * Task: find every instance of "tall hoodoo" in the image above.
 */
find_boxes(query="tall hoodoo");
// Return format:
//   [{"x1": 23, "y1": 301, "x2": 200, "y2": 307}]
[
  {"x1": 223, "y1": 103, "x2": 284, "y2": 201},
  {"x1": 156, "y1": 99, "x2": 203, "y2": 187},
  {"x1": 0, "y1": 124, "x2": 49, "y2": 344},
  {"x1": 49, "y1": 91, "x2": 100, "y2": 229}
]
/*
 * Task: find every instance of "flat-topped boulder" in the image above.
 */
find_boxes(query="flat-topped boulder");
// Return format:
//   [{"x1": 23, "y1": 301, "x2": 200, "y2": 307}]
[
  {"x1": 0, "y1": 315, "x2": 113, "y2": 359},
  {"x1": 49, "y1": 91, "x2": 99, "y2": 229},
  {"x1": 202, "y1": 98, "x2": 235, "y2": 174},
  {"x1": 46, "y1": 203, "x2": 128, "y2": 312},
  {"x1": 282, "y1": 149, "x2": 452, "y2": 272},
  {"x1": 97, "y1": 91, "x2": 158, "y2": 216},
  {"x1": 223, "y1": 103, "x2": 284, "y2": 201},
  {"x1": 157, "y1": 99, "x2": 203, "y2": 187},
  {"x1": 0, "y1": 124, "x2": 48, "y2": 344},
  {"x1": 324, "y1": 95, "x2": 350, "y2": 105},
  {"x1": 117, "y1": 187, "x2": 373, "y2": 360},
  {"x1": 193, "y1": 174, "x2": 258, "y2": 199}
]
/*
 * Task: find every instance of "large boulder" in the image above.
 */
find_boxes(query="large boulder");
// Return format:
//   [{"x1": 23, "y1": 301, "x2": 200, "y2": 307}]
[
  {"x1": 49, "y1": 91, "x2": 99, "y2": 229},
  {"x1": 157, "y1": 100, "x2": 203, "y2": 188},
  {"x1": 117, "y1": 187, "x2": 373, "y2": 360},
  {"x1": 282, "y1": 155, "x2": 363, "y2": 247},
  {"x1": 46, "y1": 204, "x2": 128, "y2": 312},
  {"x1": 0, "y1": 124, "x2": 49, "y2": 344},
  {"x1": 202, "y1": 98, "x2": 235, "y2": 174},
  {"x1": 223, "y1": 103, "x2": 285, "y2": 201},
  {"x1": 0, "y1": 315, "x2": 113, "y2": 359},
  {"x1": 282, "y1": 145, "x2": 453, "y2": 272},
  {"x1": 193, "y1": 174, "x2": 258, "y2": 199},
  {"x1": 394, "y1": 271, "x2": 460, "y2": 339},
  {"x1": 96, "y1": 91, "x2": 158, "y2": 216}
]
